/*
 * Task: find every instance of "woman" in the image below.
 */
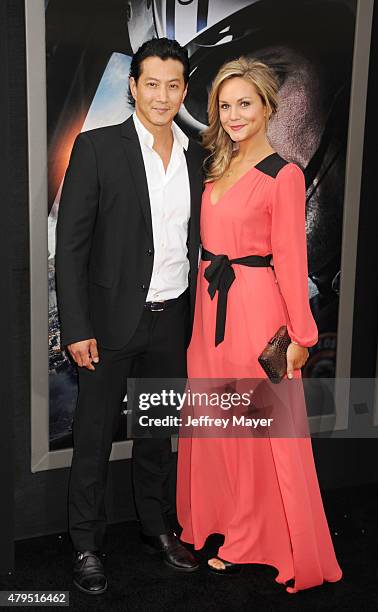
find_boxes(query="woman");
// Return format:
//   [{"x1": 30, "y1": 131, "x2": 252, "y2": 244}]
[{"x1": 176, "y1": 57, "x2": 342, "y2": 593}]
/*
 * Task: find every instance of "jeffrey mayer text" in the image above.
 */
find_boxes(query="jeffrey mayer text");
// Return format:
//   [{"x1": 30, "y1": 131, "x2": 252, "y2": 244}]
[
  {"x1": 139, "y1": 415, "x2": 274, "y2": 429},
  {"x1": 185, "y1": 415, "x2": 273, "y2": 428}
]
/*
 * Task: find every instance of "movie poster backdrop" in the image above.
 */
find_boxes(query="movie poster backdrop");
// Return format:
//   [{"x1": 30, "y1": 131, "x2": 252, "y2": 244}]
[{"x1": 46, "y1": 0, "x2": 357, "y2": 450}]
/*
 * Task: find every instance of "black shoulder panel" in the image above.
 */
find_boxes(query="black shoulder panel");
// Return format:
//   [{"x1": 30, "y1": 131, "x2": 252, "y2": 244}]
[{"x1": 254, "y1": 153, "x2": 288, "y2": 178}]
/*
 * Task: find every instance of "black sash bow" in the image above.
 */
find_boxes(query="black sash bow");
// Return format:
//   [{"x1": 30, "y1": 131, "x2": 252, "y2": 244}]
[{"x1": 202, "y1": 249, "x2": 273, "y2": 346}]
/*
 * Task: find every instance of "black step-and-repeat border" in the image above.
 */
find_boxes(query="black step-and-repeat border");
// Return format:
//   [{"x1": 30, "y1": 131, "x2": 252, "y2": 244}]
[{"x1": 0, "y1": 0, "x2": 17, "y2": 572}]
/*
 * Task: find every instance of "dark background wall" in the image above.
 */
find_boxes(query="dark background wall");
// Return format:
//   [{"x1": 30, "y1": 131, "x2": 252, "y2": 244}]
[
  {"x1": 351, "y1": 2, "x2": 378, "y2": 376},
  {"x1": 3, "y1": 0, "x2": 378, "y2": 542},
  {"x1": 0, "y1": 0, "x2": 15, "y2": 572}
]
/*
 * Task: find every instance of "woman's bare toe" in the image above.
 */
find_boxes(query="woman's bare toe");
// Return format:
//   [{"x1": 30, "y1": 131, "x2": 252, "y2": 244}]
[{"x1": 208, "y1": 557, "x2": 225, "y2": 570}]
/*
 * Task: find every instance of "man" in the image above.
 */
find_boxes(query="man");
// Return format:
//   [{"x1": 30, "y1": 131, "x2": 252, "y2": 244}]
[{"x1": 55, "y1": 38, "x2": 204, "y2": 595}]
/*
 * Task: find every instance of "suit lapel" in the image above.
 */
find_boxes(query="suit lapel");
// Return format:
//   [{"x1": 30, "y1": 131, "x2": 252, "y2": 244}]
[
  {"x1": 120, "y1": 116, "x2": 153, "y2": 239},
  {"x1": 121, "y1": 117, "x2": 202, "y2": 250}
]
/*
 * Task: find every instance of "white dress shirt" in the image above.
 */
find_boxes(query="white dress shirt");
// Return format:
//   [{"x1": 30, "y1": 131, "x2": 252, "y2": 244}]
[{"x1": 133, "y1": 112, "x2": 191, "y2": 302}]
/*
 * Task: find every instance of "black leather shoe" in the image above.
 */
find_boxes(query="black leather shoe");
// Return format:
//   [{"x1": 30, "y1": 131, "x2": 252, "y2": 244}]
[
  {"x1": 208, "y1": 556, "x2": 243, "y2": 576},
  {"x1": 141, "y1": 531, "x2": 199, "y2": 572},
  {"x1": 73, "y1": 551, "x2": 108, "y2": 595}
]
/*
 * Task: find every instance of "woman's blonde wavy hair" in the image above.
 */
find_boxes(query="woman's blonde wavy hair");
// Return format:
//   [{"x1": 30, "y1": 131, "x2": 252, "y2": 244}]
[{"x1": 202, "y1": 57, "x2": 279, "y2": 182}]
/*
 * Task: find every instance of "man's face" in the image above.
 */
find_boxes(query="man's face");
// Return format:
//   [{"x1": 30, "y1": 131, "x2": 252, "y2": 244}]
[
  {"x1": 129, "y1": 56, "x2": 187, "y2": 129},
  {"x1": 260, "y1": 46, "x2": 326, "y2": 168}
]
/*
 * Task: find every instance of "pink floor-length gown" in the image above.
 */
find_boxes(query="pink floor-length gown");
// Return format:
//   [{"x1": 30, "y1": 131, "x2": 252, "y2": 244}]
[{"x1": 177, "y1": 154, "x2": 342, "y2": 593}]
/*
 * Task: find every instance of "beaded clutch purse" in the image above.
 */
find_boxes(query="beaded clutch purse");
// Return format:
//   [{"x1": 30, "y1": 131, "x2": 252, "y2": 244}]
[{"x1": 258, "y1": 325, "x2": 292, "y2": 384}]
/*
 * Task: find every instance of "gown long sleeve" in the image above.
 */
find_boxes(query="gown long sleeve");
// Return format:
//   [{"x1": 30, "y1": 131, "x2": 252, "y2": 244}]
[{"x1": 270, "y1": 163, "x2": 318, "y2": 348}]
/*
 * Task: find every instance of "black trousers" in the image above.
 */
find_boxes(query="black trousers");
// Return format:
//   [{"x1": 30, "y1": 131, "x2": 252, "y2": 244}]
[{"x1": 68, "y1": 291, "x2": 189, "y2": 552}]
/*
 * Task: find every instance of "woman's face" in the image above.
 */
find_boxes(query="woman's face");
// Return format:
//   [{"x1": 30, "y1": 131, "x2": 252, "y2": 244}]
[{"x1": 218, "y1": 77, "x2": 267, "y2": 143}]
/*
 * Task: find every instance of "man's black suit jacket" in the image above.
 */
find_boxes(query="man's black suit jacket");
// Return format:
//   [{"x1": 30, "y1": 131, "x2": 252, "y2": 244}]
[{"x1": 55, "y1": 116, "x2": 205, "y2": 349}]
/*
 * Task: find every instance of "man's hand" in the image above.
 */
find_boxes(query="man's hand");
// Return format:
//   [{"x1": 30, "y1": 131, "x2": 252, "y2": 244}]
[
  {"x1": 286, "y1": 342, "x2": 309, "y2": 379},
  {"x1": 67, "y1": 338, "x2": 99, "y2": 371}
]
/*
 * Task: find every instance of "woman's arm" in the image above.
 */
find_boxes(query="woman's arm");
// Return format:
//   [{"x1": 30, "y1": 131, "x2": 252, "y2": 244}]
[{"x1": 270, "y1": 163, "x2": 318, "y2": 349}]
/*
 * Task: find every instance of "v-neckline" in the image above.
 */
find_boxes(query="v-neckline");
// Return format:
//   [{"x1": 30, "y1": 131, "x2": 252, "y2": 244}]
[{"x1": 209, "y1": 152, "x2": 277, "y2": 206}]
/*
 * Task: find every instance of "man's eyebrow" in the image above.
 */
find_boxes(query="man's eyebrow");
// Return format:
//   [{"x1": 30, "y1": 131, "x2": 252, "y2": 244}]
[{"x1": 143, "y1": 77, "x2": 182, "y2": 82}]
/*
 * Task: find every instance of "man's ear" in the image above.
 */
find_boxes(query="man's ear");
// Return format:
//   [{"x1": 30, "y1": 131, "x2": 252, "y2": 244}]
[
  {"x1": 182, "y1": 85, "x2": 188, "y2": 104},
  {"x1": 129, "y1": 76, "x2": 137, "y2": 102}
]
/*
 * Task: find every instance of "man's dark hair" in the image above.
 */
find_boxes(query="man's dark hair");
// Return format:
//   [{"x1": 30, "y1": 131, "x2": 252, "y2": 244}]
[{"x1": 128, "y1": 37, "x2": 190, "y2": 106}]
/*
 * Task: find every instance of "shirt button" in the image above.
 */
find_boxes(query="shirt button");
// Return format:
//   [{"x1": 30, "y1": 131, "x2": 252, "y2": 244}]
[
  {"x1": 141, "y1": 284, "x2": 147, "y2": 292},
  {"x1": 146, "y1": 249, "x2": 153, "y2": 256}
]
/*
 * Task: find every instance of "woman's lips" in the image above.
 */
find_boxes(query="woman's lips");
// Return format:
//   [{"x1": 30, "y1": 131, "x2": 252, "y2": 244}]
[{"x1": 230, "y1": 125, "x2": 246, "y2": 131}]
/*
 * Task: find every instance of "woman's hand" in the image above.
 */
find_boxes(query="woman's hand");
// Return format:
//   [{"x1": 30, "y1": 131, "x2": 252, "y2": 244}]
[{"x1": 286, "y1": 342, "x2": 309, "y2": 379}]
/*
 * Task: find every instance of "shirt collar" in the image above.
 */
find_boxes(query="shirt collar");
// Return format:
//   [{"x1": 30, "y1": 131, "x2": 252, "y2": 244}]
[{"x1": 133, "y1": 111, "x2": 189, "y2": 151}]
